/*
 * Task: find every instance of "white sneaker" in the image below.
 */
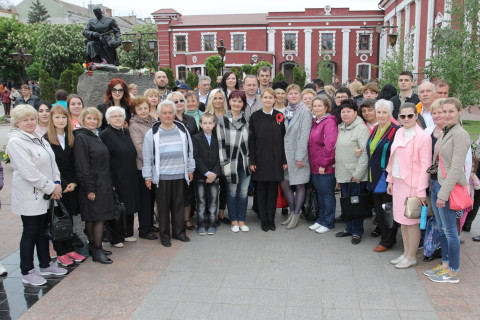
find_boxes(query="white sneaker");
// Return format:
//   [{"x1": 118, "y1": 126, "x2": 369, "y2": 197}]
[
  {"x1": 239, "y1": 225, "x2": 249, "y2": 232},
  {"x1": 309, "y1": 223, "x2": 321, "y2": 230},
  {"x1": 315, "y1": 226, "x2": 333, "y2": 234},
  {"x1": 113, "y1": 242, "x2": 124, "y2": 248},
  {"x1": 0, "y1": 263, "x2": 7, "y2": 276},
  {"x1": 231, "y1": 225, "x2": 240, "y2": 233},
  {"x1": 124, "y1": 237, "x2": 137, "y2": 242},
  {"x1": 390, "y1": 255, "x2": 404, "y2": 265}
]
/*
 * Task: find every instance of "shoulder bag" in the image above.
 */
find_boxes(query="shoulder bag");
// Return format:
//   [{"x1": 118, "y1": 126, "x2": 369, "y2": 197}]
[
  {"x1": 404, "y1": 135, "x2": 421, "y2": 219},
  {"x1": 45, "y1": 199, "x2": 74, "y2": 242},
  {"x1": 439, "y1": 154, "x2": 473, "y2": 210},
  {"x1": 340, "y1": 179, "x2": 373, "y2": 221}
]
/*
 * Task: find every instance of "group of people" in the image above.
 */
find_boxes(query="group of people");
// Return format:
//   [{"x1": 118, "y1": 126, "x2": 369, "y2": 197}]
[{"x1": 1, "y1": 67, "x2": 477, "y2": 286}]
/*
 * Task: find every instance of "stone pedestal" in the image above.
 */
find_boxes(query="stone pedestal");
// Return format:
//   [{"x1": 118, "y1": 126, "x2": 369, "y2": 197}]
[{"x1": 77, "y1": 73, "x2": 156, "y2": 108}]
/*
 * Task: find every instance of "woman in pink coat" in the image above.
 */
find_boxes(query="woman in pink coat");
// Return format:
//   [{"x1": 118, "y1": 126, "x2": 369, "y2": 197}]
[{"x1": 386, "y1": 103, "x2": 432, "y2": 269}]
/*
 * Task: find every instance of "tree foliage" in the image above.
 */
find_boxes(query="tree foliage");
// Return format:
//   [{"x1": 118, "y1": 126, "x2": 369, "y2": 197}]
[
  {"x1": 317, "y1": 58, "x2": 334, "y2": 85},
  {"x1": 25, "y1": 61, "x2": 42, "y2": 80},
  {"x1": 251, "y1": 61, "x2": 272, "y2": 77},
  {"x1": 293, "y1": 65, "x2": 306, "y2": 90},
  {"x1": 272, "y1": 71, "x2": 286, "y2": 85},
  {"x1": 118, "y1": 23, "x2": 158, "y2": 69},
  {"x1": 0, "y1": 0, "x2": 13, "y2": 10},
  {"x1": 423, "y1": 0, "x2": 480, "y2": 106},
  {"x1": 70, "y1": 63, "x2": 84, "y2": 94},
  {"x1": 230, "y1": 66, "x2": 242, "y2": 80},
  {"x1": 205, "y1": 55, "x2": 222, "y2": 87},
  {"x1": 58, "y1": 69, "x2": 75, "y2": 93},
  {"x1": 27, "y1": 0, "x2": 50, "y2": 24},
  {"x1": 184, "y1": 71, "x2": 199, "y2": 89},
  {"x1": 241, "y1": 64, "x2": 252, "y2": 75},
  {"x1": 39, "y1": 69, "x2": 54, "y2": 102}
]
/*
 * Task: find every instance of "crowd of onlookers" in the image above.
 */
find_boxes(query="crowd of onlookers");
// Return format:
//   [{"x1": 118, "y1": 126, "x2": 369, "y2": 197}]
[{"x1": 0, "y1": 67, "x2": 478, "y2": 286}]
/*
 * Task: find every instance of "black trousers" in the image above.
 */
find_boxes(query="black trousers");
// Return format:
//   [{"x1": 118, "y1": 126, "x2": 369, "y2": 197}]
[
  {"x1": 154, "y1": 179, "x2": 185, "y2": 242},
  {"x1": 137, "y1": 170, "x2": 155, "y2": 237},
  {"x1": 465, "y1": 189, "x2": 480, "y2": 228},
  {"x1": 373, "y1": 193, "x2": 398, "y2": 248},
  {"x1": 195, "y1": 178, "x2": 219, "y2": 229},
  {"x1": 20, "y1": 214, "x2": 51, "y2": 275},
  {"x1": 256, "y1": 181, "x2": 279, "y2": 228}
]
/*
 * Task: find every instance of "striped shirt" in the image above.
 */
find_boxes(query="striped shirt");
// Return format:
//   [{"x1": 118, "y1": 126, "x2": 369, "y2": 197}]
[{"x1": 157, "y1": 126, "x2": 185, "y2": 180}]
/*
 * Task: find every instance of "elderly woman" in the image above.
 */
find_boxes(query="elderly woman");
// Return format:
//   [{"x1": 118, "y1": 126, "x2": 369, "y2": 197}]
[
  {"x1": 217, "y1": 90, "x2": 251, "y2": 232},
  {"x1": 366, "y1": 100, "x2": 399, "y2": 252},
  {"x1": 67, "y1": 94, "x2": 85, "y2": 128},
  {"x1": 74, "y1": 107, "x2": 116, "y2": 264},
  {"x1": 128, "y1": 83, "x2": 138, "y2": 98},
  {"x1": 335, "y1": 99, "x2": 370, "y2": 244},
  {"x1": 280, "y1": 84, "x2": 313, "y2": 229},
  {"x1": 44, "y1": 106, "x2": 85, "y2": 266},
  {"x1": 143, "y1": 100, "x2": 195, "y2": 247},
  {"x1": 144, "y1": 88, "x2": 160, "y2": 120},
  {"x1": 100, "y1": 106, "x2": 140, "y2": 245},
  {"x1": 424, "y1": 98, "x2": 470, "y2": 283},
  {"x1": 167, "y1": 91, "x2": 198, "y2": 230},
  {"x1": 301, "y1": 88, "x2": 316, "y2": 111},
  {"x1": 14, "y1": 84, "x2": 39, "y2": 107},
  {"x1": 34, "y1": 100, "x2": 52, "y2": 136},
  {"x1": 97, "y1": 78, "x2": 131, "y2": 130},
  {"x1": 249, "y1": 88, "x2": 287, "y2": 231},
  {"x1": 386, "y1": 103, "x2": 432, "y2": 268},
  {"x1": 129, "y1": 97, "x2": 158, "y2": 240},
  {"x1": 185, "y1": 92, "x2": 203, "y2": 129},
  {"x1": 308, "y1": 95, "x2": 338, "y2": 234},
  {"x1": 220, "y1": 71, "x2": 240, "y2": 99},
  {"x1": 7, "y1": 104, "x2": 67, "y2": 285}
]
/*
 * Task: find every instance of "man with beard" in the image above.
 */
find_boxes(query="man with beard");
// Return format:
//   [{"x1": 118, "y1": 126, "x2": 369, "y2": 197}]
[{"x1": 153, "y1": 71, "x2": 169, "y2": 102}]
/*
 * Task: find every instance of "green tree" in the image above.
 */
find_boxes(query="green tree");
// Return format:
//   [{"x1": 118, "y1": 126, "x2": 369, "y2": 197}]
[
  {"x1": 159, "y1": 66, "x2": 176, "y2": 89},
  {"x1": 27, "y1": 0, "x2": 50, "y2": 24},
  {"x1": 230, "y1": 67, "x2": 242, "y2": 80},
  {"x1": 184, "y1": 71, "x2": 199, "y2": 89},
  {"x1": 241, "y1": 64, "x2": 252, "y2": 75},
  {"x1": 36, "y1": 23, "x2": 85, "y2": 78},
  {"x1": 251, "y1": 61, "x2": 272, "y2": 77},
  {"x1": 118, "y1": 24, "x2": 158, "y2": 69},
  {"x1": 25, "y1": 61, "x2": 42, "y2": 80},
  {"x1": 205, "y1": 55, "x2": 222, "y2": 87},
  {"x1": 317, "y1": 58, "x2": 334, "y2": 85},
  {"x1": 58, "y1": 69, "x2": 75, "y2": 93},
  {"x1": 272, "y1": 71, "x2": 286, "y2": 85},
  {"x1": 293, "y1": 65, "x2": 306, "y2": 90},
  {"x1": 39, "y1": 69, "x2": 54, "y2": 102},
  {"x1": 70, "y1": 63, "x2": 84, "y2": 94},
  {"x1": 423, "y1": 0, "x2": 480, "y2": 106}
]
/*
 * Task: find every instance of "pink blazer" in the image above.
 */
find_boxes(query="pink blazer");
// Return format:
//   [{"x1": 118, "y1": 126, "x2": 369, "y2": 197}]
[{"x1": 386, "y1": 125, "x2": 432, "y2": 198}]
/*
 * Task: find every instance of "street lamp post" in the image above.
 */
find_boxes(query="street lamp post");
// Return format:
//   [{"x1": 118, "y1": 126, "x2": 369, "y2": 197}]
[
  {"x1": 122, "y1": 31, "x2": 158, "y2": 69},
  {"x1": 12, "y1": 47, "x2": 32, "y2": 84},
  {"x1": 217, "y1": 39, "x2": 227, "y2": 76}
]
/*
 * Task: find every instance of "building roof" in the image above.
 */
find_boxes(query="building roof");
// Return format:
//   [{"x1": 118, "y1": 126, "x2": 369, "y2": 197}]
[
  {"x1": 174, "y1": 13, "x2": 267, "y2": 26},
  {"x1": 151, "y1": 8, "x2": 180, "y2": 15}
]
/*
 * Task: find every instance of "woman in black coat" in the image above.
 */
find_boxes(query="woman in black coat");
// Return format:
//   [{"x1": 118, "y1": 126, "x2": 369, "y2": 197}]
[
  {"x1": 44, "y1": 106, "x2": 85, "y2": 266},
  {"x1": 100, "y1": 106, "x2": 140, "y2": 244},
  {"x1": 74, "y1": 107, "x2": 116, "y2": 264},
  {"x1": 249, "y1": 88, "x2": 287, "y2": 232}
]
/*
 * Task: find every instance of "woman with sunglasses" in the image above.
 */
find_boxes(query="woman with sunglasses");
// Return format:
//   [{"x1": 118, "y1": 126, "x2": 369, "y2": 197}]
[
  {"x1": 97, "y1": 78, "x2": 131, "y2": 130},
  {"x1": 386, "y1": 103, "x2": 432, "y2": 269}
]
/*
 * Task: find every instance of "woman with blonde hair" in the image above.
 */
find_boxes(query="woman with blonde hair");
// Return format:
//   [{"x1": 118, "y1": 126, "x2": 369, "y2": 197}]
[
  {"x1": 301, "y1": 88, "x2": 317, "y2": 111},
  {"x1": 205, "y1": 88, "x2": 228, "y2": 120},
  {"x1": 143, "y1": 88, "x2": 160, "y2": 120}
]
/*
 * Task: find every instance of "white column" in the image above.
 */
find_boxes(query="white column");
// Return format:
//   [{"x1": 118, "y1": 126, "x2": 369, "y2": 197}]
[
  {"x1": 304, "y1": 29, "x2": 313, "y2": 82},
  {"x1": 443, "y1": 0, "x2": 451, "y2": 27},
  {"x1": 267, "y1": 28, "x2": 276, "y2": 53},
  {"x1": 341, "y1": 29, "x2": 350, "y2": 84},
  {"x1": 413, "y1": 0, "x2": 421, "y2": 75},
  {"x1": 404, "y1": 4, "x2": 411, "y2": 37},
  {"x1": 425, "y1": 0, "x2": 435, "y2": 64},
  {"x1": 378, "y1": 32, "x2": 387, "y2": 78},
  {"x1": 396, "y1": 12, "x2": 402, "y2": 54}
]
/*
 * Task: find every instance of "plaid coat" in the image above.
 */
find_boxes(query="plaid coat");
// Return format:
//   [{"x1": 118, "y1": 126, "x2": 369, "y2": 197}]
[{"x1": 217, "y1": 111, "x2": 250, "y2": 184}]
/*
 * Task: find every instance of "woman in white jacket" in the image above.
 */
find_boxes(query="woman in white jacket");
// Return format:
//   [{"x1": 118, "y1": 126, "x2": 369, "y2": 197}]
[{"x1": 7, "y1": 104, "x2": 67, "y2": 286}]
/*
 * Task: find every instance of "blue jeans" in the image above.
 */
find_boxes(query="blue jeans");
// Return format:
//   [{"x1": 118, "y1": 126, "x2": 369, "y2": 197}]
[
  {"x1": 431, "y1": 180, "x2": 460, "y2": 272},
  {"x1": 311, "y1": 173, "x2": 336, "y2": 229},
  {"x1": 195, "y1": 178, "x2": 219, "y2": 229},
  {"x1": 340, "y1": 182, "x2": 366, "y2": 237},
  {"x1": 226, "y1": 168, "x2": 251, "y2": 222}
]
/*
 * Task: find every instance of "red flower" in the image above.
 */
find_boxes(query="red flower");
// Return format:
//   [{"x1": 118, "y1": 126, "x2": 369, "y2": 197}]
[
  {"x1": 139, "y1": 72, "x2": 142, "y2": 76},
  {"x1": 276, "y1": 113, "x2": 284, "y2": 124}
]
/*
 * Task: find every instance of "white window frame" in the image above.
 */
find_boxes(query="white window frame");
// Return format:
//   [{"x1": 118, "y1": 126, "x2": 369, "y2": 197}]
[
  {"x1": 282, "y1": 31, "x2": 299, "y2": 57},
  {"x1": 318, "y1": 31, "x2": 336, "y2": 56},
  {"x1": 173, "y1": 33, "x2": 188, "y2": 57},
  {"x1": 176, "y1": 65, "x2": 187, "y2": 80},
  {"x1": 201, "y1": 32, "x2": 217, "y2": 52},
  {"x1": 356, "y1": 31, "x2": 373, "y2": 56},
  {"x1": 356, "y1": 63, "x2": 371, "y2": 80},
  {"x1": 230, "y1": 32, "x2": 246, "y2": 51}
]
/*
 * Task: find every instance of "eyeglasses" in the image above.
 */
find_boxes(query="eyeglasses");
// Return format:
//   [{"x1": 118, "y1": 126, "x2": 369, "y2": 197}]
[
  {"x1": 174, "y1": 99, "x2": 185, "y2": 104},
  {"x1": 111, "y1": 88, "x2": 124, "y2": 93},
  {"x1": 398, "y1": 113, "x2": 416, "y2": 120}
]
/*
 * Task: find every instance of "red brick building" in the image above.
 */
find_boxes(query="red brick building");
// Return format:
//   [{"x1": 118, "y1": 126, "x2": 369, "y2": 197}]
[{"x1": 152, "y1": 2, "x2": 447, "y2": 83}]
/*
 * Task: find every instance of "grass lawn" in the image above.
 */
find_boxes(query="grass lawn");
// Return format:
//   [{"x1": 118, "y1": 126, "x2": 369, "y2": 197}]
[{"x1": 463, "y1": 120, "x2": 480, "y2": 140}]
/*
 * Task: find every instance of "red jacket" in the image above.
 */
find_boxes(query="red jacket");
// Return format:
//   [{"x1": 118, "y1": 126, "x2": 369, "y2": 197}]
[
  {"x1": 308, "y1": 115, "x2": 338, "y2": 174},
  {"x1": 1, "y1": 90, "x2": 11, "y2": 104}
]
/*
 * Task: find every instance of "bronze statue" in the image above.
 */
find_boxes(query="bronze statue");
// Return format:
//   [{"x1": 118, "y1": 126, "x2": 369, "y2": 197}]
[{"x1": 82, "y1": 5, "x2": 122, "y2": 66}]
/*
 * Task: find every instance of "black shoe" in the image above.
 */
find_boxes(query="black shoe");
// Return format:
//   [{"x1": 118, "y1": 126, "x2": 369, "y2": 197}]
[
  {"x1": 473, "y1": 235, "x2": 480, "y2": 242},
  {"x1": 218, "y1": 216, "x2": 231, "y2": 224},
  {"x1": 261, "y1": 224, "x2": 269, "y2": 232},
  {"x1": 335, "y1": 216, "x2": 344, "y2": 223},
  {"x1": 269, "y1": 224, "x2": 276, "y2": 231},
  {"x1": 91, "y1": 247, "x2": 113, "y2": 264},
  {"x1": 351, "y1": 235, "x2": 361, "y2": 245},
  {"x1": 161, "y1": 241, "x2": 171, "y2": 247},
  {"x1": 248, "y1": 191, "x2": 254, "y2": 196},
  {"x1": 463, "y1": 224, "x2": 472, "y2": 232},
  {"x1": 139, "y1": 233, "x2": 159, "y2": 240},
  {"x1": 173, "y1": 235, "x2": 191, "y2": 242},
  {"x1": 88, "y1": 244, "x2": 112, "y2": 256},
  {"x1": 335, "y1": 231, "x2": 352, "y2": 238},
  {"x1": 370, "y1": 225, "x2": 381, "y2": 237},
  {"x1": 281, "y1": 208, "x2": 288, "y2": 216}
]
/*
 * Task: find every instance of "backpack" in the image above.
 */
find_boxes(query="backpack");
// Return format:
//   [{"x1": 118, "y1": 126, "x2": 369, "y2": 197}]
[
  {"x1": 424, "y1": 216, "x2": 441, "y2": 257},
  {"x1": 302, "y1": 182, "x2": 319, "y2": 222}
]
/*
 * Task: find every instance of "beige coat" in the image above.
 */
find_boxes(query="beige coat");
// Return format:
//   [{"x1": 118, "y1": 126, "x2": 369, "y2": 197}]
[
  {"x1": 129, "y1": 115, "x2": 157, "y2": 170},
  {"x1": 433, "y1": 124, "x2": 471, "y2": 201},
  {"x1": 7, "y1": 128, "x2": 60, "y2": 216}
]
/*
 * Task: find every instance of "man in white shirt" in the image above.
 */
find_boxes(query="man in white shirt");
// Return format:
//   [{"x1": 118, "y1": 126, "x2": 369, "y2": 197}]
[{"x1": 416, "y1": 81, "x2": 436, "y2": 128}]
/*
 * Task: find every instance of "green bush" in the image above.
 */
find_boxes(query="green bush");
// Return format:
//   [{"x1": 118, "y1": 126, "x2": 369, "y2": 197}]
[
  {"x1": 39, "y1": 69, "x2": 55, "y2": 103},
  {"x1": 230, "y1": 67, "x2": 242, "y2": 80},
  {"x1": 317, "y1": 59, "x2": 334, "y2": 85},
  {"x1": 272, "y1": 71, "x2": 286, "y2": 85},
  {"x1": 293, "y1": 66, "x2": 306, "y2": 91},
  {"x1": 251, "y1": 61, "x2": 272, "y2": 77},
  {"x1": 241, "y1": 64, "x2": 253, "y2": 75},
  {"x1": 71, "y1": 63, "x2": 84, "y2": 94},
  {"x1": 184, "y1": 71, "x2": 199, "y2": 90},
  {"x1": 208, "y1": 69, "x2": 218, "y2": 88},
  {"x1": 58, "y1": 69, "x2": 75, "y2": 93}
]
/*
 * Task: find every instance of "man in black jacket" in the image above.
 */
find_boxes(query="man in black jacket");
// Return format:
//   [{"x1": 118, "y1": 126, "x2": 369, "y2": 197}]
[{"x1": 389, "y1": 71, "x2": 420, "y2": 119}]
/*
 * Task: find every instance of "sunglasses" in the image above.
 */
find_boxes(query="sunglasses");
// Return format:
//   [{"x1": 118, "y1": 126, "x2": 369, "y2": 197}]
[
  {"x1": 112, "y1": 88, "x2": 124, "y2": 93},
  {"x1": 398, "y1": 113, "x2": 416, "y2": 120},
  {"x1": 174, "y1": 99, "x2": 185, "y2": 104}
]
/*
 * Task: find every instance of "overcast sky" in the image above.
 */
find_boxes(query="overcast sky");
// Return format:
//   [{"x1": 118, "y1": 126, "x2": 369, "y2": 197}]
[{"x1": 13, "y1": 0, "x2": 382, "y2": 19}]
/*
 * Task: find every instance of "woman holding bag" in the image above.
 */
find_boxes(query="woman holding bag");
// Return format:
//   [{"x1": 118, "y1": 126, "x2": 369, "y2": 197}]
[
  {"x1": 386, "y1": 103, "x2": 432, "y2": 269},
  {"x1": 423, "y1": 98, "x2": 470, "y2": 283}
]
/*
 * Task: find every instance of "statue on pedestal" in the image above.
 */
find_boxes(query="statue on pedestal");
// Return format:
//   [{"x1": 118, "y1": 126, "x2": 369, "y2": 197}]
[{"x1": 82, "y1": 5, "x2": 122, "y2": 66}]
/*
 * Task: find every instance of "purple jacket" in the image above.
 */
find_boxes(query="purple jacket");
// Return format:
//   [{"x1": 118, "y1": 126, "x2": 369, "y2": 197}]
[{"x1": 308, "y1": 115, "x2": 338, "y2": 174}]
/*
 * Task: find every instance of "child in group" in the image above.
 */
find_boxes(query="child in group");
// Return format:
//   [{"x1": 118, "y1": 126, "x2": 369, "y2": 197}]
[{"x1": 192, "y1": 113, "x2": 221, "y2": 235}]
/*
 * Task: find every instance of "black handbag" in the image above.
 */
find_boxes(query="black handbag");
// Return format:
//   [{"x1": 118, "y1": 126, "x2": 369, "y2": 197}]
[
  {"x1": 114, "y1": 192, "x2": 127, "y2": 233},
  {"x1": 46, "y1": 199, "x2": 74, "y2": 241},
  {"x1": 302, "y1": 182, "x2": 319, "y2": 222},
  {"x1": 340, "y1": 180, "x2": 373, "y2": 221}
]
